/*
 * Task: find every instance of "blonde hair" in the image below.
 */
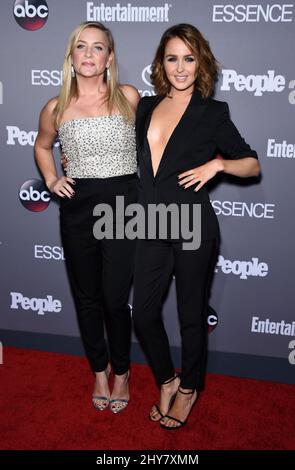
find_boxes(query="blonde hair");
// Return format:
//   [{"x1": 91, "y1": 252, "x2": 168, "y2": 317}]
[{"x1": 54, "y1": 21, "x2": 134, "y2": 128}]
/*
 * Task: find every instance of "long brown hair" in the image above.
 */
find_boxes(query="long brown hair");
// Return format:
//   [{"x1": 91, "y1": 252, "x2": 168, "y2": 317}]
[
  {"x1": 151, "y1": 23, "x2": 218, "y2": 98},
  {"x1": 54, "y1": 21, "x2": 134, "y2": 128}
]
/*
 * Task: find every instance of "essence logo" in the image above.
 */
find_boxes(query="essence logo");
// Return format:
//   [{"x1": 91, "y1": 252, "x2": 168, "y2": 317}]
[
  {"x1": 34, "y1": 245, "x2": 65, "y2": 261},
  {"x1": 13, "y1": 0, "x2": 49, "y2": 31},
  {"x1": 31, "y1": 69, "x2": 63, "y2": 86},
  {"x1": 19, "y1": 179, "x2": 51, "y2": 212},
  {"x1": 212, "y1": 4, "x2": 294, "y2": 23}
]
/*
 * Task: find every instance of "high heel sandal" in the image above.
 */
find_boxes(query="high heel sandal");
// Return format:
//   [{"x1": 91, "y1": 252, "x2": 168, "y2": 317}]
[
  {"x1": 160, "y1": 387, "x2": 198, "y2": 430},
  {"x1": 149, "y1": 374, "x2": 180, "y2": 422},
  {"x1": 92, "y1": 364, "x2": 111, "y2": 411},
  {"x1": 109, "y1": 370, "x2": 130, "y2": 414}
]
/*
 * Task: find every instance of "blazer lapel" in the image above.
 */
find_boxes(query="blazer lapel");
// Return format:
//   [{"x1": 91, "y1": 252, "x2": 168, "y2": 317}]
[
  {"x1": 155, "y1": 89, "x2": 208, "y2": 179},
  {"x1": 137, "y1": 90, "x2": 208, "y2": 180},
  {"x1": 137, "y1": 95, "x2": 165, "y2": 179}
]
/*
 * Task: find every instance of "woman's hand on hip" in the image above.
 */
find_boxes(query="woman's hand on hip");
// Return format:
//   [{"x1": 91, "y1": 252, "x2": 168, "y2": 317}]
[
  {"x1": 61, "y1": 153, "x2": 69, "y2": 171},
  {"x1": 178, "y1": 158, "x2": 224, "y2": 192},
  {"x1": 48, "y1": 176, "x2": 76, "y2": 198}
]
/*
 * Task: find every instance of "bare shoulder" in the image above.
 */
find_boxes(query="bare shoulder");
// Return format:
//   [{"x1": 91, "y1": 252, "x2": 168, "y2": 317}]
[
  {"x1": 41, "y1": 96, "x2": 58, "y2": 117},
  {"x1": 120, "y1": 84, "x2": 140, "y2": 109},
  {"x1": 38, "y1": 97, "x2": 58, "y2": 133},
  {"x1": 120, "y1": 84, "x2": 140, "y2": 99}
]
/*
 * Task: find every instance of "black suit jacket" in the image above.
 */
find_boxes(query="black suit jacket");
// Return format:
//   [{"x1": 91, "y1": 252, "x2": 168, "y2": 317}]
[{"x1": 136, "y1": 89, "x2": 258, "y2": 241}]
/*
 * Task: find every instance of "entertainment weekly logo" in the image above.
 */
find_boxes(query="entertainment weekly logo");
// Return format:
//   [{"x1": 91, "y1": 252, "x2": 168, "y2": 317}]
[
  {"x1": 289, "y1": 340, "x2": 295, "y2": 365},
  {"x1": 86, "y1": 2, "x2": 171, "y2": 22},
  {"x1": 251, "y1": 316, "x2": 295, "y2": 365},
  {"x1": 267, "y1": 139, "x2": 295, "y2": 159},
  {"x1": 220, "y1": 69, "x2": 295, "y2": 104},
  {"x1": 13, "y1": 0, "x2": 49, "y2": 31},
  {"x1": 251, "y1": 316, "x2": 295, "y2": 336},
  {"x1": 212, "y1": 4, "x2": 294, "y2": 23}
]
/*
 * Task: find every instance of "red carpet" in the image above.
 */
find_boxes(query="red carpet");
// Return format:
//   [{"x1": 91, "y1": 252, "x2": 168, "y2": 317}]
[{"x1": 0, "y1": 347, "x2": 294, "y2": 450}]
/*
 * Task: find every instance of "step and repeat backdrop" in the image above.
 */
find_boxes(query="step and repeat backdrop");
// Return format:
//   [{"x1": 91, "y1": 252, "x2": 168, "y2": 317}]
[{"x1": 0, "y1": 0, "x2": 294, "y2": 381}]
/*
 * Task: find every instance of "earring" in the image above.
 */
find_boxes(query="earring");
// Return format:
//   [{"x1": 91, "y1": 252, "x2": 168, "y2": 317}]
[
  {"x1": 106, "y1": 68, "x2": 110, "y2": 81},
  {"x1": 71, "y1": 65, "x2": 76, "y2": 78}
]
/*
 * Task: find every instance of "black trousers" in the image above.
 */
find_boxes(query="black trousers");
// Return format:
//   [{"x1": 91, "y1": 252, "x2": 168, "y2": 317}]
[
  {"x1": 133, "y1": 237, "x2": 218, "y2": 390},
  {"x1": 60, "y1": 174, "x2": 138, "y2": 374}
]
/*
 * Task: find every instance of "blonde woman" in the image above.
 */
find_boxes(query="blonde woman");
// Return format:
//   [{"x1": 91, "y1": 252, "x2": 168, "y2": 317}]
[{"x1": 35, "y1": 22, "x2": 140, "y2": 414}]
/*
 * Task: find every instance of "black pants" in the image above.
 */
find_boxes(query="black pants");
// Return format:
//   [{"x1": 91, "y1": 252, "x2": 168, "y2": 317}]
[
  {"x1": 133, "y1": 237, "x2": 218, "y2": 390},
  {"x1": 60, "y1": 174, "x2": 138, "y2": 374}
]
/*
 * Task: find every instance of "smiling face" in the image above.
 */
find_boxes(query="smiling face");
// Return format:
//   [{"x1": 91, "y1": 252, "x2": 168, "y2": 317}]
[
  {"x1": 163, "y1": 36, "x2": 198, "y2": 94},
  {"x1": 71, "y1": 27, "x2": 113, "y2": 78}
]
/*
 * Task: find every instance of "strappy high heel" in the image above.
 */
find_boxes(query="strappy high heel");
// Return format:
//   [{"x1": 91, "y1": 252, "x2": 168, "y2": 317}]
[
  {"x1": 160, "y1": 387, "x2": 198, "y2": 430},
  {"x1": 149, "y1": 374, "x2": 180, "y2": 422},
  {"x1": 92, "y1": 364, "x2": 111, "y2": 411},
  {"x1": 109, "y1": 370, "x2": 130, "y2": 414}
]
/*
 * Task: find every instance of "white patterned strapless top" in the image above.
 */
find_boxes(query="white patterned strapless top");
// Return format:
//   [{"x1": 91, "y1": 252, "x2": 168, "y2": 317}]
[{"x1": 58, "y1": 115, "x2": 137, "y2": 178}]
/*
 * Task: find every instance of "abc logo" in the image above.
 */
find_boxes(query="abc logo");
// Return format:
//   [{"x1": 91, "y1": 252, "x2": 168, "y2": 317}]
[
  {"x1": 207, "y1": 305, "x2": 218, "y2": 333},
  {"x1": 14, "y1": 0, "x2": 49, "y2": 31},
  {"x1": 19, "y1": 179, "x2": 51, "y2": 212}
]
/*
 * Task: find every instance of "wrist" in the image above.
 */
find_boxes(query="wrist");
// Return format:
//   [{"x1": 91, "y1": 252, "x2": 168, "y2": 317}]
[
  {"x1": 45, "y1": 176, "x2": 58, "y2": 191},
  {"x1": 213, "y1": 157, "x2": 225, "y2": 173}
]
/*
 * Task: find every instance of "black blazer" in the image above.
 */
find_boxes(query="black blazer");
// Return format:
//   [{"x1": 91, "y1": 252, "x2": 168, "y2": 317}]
[{"x1": 136, "y1": 89, "x2": 258, "y2": 241}]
